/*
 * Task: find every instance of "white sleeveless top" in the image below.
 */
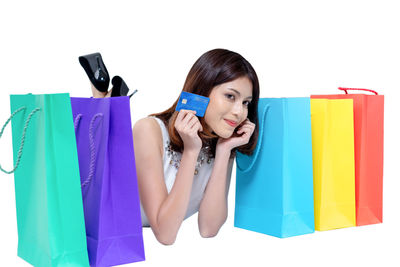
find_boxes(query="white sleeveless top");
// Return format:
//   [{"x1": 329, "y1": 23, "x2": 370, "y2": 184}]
[{"x1": 140, "y1": 116, "x2": 216, "y2": 227}]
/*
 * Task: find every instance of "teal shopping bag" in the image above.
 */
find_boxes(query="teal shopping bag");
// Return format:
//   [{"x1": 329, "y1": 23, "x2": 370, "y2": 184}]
[
  {"x1": 1, "y1": 93, "x2": 90, "y2": 266},
  {"x1": 235, "y1": 98, "x2": 315, "y2": 238}
]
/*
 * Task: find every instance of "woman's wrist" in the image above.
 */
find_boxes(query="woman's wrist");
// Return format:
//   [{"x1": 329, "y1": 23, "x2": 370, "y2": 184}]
[
  {"x1": 216, "y1": 143, "x2": 232, "y2": 156},
  {"x1": 182, "y1": 147, "x2": 201, "y2": 158}
]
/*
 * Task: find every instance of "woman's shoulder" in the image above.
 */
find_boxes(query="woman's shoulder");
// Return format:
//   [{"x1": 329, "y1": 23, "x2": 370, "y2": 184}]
[
  {"x1": 135, "y1": 116, "x2": 168, "y2": 130},
  {"x1": 132, "y1": 117, "x2": 165, "y2": 157},
  {"x1": 133, "y1": 116, "x2": 160, "y2": 129}
]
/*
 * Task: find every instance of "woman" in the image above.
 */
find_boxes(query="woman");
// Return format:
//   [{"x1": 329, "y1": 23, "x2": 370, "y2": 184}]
[{"x1": 88, "y1": 48, "x2": 260, "y2": 245}]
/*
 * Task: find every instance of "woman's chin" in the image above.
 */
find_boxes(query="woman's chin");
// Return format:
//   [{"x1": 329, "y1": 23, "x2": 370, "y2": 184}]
[{"x1": 214, "y1": 129, "x2": 234, "y2": 139}]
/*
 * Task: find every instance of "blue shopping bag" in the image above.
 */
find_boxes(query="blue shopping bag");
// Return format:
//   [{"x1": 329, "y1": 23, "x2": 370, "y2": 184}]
[{"x1": 235, "y1": 98, "x2": 315, "y2": 238}]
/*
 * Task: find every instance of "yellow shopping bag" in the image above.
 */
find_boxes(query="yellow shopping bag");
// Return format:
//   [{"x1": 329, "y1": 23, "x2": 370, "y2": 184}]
[{"x1": 310, "y1": 99, "x2": 356, "y2": 231}]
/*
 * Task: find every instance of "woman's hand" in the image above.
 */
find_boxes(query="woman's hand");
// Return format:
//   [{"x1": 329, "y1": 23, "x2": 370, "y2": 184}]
[
  {"x1": 216, "y1": 118, "x2": 255, "y2": 151},
  {"x1": 175, "y1": 109, "x2": 203, "y2": 153}
]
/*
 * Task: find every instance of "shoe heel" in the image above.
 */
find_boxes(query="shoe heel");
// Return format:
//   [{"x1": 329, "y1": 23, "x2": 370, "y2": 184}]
[{"x1": 111, "y1": 76, "x2": 131, "y2": 97}]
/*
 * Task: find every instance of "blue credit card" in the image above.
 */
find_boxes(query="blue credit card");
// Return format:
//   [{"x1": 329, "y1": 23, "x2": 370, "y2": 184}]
[{"x1": 175, "y1": 91, "x2": 210, "y2": 117}]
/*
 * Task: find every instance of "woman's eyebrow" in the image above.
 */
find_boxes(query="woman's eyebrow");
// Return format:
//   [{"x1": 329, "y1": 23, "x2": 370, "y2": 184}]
[{"x1": 227, "y1": 88, "x2": 252, "y2": 100}]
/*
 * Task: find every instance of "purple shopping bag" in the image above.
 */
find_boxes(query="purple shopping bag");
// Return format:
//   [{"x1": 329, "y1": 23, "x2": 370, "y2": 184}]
[{"x1": 71, "y1": 96, "x2": 145, "y2": 266}]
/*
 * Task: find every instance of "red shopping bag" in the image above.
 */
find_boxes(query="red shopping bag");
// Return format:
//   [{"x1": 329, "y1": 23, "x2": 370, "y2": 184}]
[{"x1": 311, "y1": 87, "x2": 384, "y2": 226}]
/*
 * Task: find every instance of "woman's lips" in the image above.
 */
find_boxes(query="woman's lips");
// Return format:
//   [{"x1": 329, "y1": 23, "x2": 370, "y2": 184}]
[{"x1": 224, "y1": 119, "x2": 238, "y2": 127}]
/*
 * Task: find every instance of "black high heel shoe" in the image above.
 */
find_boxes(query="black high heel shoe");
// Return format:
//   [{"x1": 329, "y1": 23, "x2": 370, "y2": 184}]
[
  {"x1": 79, "y1": 52, "x2": 110, "y2": 92},
  {"x1": 111, "y1": 76, "x2": 137, "y2": 98}
]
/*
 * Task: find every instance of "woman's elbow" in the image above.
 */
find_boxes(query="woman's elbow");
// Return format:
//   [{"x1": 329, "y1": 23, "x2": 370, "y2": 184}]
[
  {"x1": 199, "y1": 216, "x2": 227, "y2": 238},
  {"x1": 199, "y1": 221, "x2": 226, "y2": 238},
  {"x1": 154, "y1": 230, "x2": 178, "y2": 246},
  {"x1": 156, "y1": 236, "x2": 176, "y2": 246},
  {"x1": 200, "y1": 228, "x2": 219, "y2": 238}
]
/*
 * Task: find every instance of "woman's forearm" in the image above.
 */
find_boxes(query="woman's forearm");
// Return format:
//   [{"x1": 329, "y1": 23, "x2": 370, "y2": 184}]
[
  {"x1": 155, "y1": 148, "x2": 200, "y2": 244},
  {"x1": 198, "y1": 147, "x2": 232, "y2": 237}
]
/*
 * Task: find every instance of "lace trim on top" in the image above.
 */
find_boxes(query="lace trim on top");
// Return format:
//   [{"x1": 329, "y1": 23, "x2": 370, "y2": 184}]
[{"x1": 165, "y1": 140, "x2": 213, "y2": 175}]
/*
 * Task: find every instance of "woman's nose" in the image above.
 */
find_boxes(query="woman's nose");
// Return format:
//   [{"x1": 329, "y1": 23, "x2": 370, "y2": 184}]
[{"x1": 231, "y1": 101, "x2": 243, "y2": 115}]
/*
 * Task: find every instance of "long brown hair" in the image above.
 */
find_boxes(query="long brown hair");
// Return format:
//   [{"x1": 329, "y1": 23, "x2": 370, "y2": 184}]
[{"x1": 150, "y1": 48, "x2": 260, "y2": 158}]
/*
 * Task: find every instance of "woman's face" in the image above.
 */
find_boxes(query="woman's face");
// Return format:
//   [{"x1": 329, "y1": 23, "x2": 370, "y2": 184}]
[{"x1": 204, "y1": 76, "x2": 253, "y2": 138}]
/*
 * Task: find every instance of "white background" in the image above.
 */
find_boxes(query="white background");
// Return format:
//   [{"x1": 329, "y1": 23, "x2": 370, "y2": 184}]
[{"x1": 1, "y1": 0, "x2": 399, "y2": 266}]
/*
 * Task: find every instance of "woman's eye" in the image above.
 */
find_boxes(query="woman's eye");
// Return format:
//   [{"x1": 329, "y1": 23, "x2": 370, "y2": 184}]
[
  {"x1": 225, "y1": 93, "x2": 251, "y2": 107},
  {"x1": 225, "y1": 94, "x2": 235, "y2": 100}
]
